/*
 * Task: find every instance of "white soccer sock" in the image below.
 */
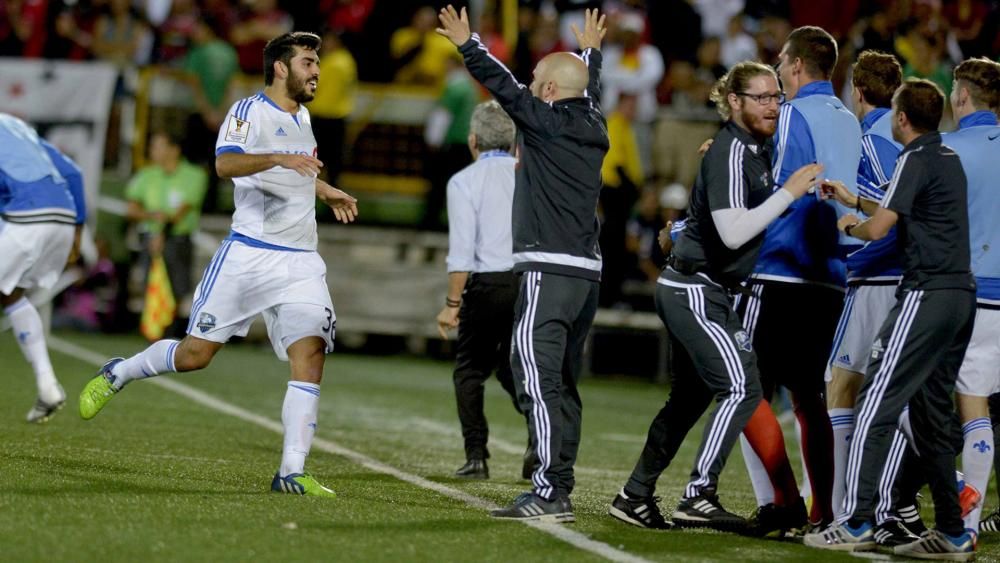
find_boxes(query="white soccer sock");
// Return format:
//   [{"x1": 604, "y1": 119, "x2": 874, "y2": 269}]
[
  {"x1": 108, "y1": 340, "x2": 179, "y2": 390},
  {"x1": 740, "y1": 434, "x2": 775, "y2": 505},
  {"x1": 280, "y1": 381, "x2": 320, "y2": 477},
  {"x1": 829, "y1": 408, "x2": 855, "y2": 520},
  {"x1": 5, "y1": 298, "x2": 62, "y2": 403},
  {"x1": 961, "y1": 417, "x2": 993, "y2": 530}
]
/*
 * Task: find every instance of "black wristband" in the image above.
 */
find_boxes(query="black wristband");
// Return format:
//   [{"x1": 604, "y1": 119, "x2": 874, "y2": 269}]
[
  {"x1": 855, "y1": 197, "x2": 863, "y2": 213},
  {"x1": 844, "y1": 223, "x2": 858, "y2": 237},
  {"x1": 445, "y1": 297, "x2": 461, "y2": 308}
]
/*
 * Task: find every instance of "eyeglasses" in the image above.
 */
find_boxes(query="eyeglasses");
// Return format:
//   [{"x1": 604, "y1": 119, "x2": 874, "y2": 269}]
[{"x1": 736, "y1": 92, "x2": 785, "y2": 105}]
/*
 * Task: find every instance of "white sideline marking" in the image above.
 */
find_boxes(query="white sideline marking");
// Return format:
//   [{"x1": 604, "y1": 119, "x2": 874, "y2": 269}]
[{"x1": 50, "y1": 336, "x2": 652, "y2": 563}]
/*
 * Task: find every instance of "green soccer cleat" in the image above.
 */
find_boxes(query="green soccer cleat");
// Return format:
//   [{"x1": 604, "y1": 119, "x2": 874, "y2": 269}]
[
  {"x1": 271, "y1": 472, "x2": 337, "y2": 498},
  {"x1": 79, "y1": 358, "x2": 123, "y2": 420}
]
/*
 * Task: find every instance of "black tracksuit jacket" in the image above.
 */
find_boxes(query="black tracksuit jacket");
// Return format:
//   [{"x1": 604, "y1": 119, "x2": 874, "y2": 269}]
[{"x1": 459, "y1": 34, "x2": 610, "y2": 281}]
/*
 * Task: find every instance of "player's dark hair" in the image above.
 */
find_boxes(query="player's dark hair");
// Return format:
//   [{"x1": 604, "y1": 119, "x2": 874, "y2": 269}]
[
  {"x1": 263, "y1": 32, "x2": 322, "y2": 86},
  {"x1": 785, "y1": 26, "x2": 838, "y2": 80},
  {"x1": 852, "y1": 50, "x2": 902, "y2": 108},
  {"x1": 893, "y1": 78, "x2": 944, "y2": 134},
  {"x1": 710, "y1": 61, "x2": 778, "y2": 120},
  {"x1": 953, "y1": 57, "x2": 1000, "y2": 111}
]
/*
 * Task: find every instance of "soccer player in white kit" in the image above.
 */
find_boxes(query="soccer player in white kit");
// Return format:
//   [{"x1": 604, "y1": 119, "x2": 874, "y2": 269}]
[{"x1": 79, "y1": 32, "x2": 358, "y2": 497}]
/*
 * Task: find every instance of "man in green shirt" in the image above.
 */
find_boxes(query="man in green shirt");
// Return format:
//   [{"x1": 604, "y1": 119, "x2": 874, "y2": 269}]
[
  {"x1": 182, "y1": 16, "x2": 239, "y2": 212},
  {"x1": 126, "y1": 130, "x2": 208, "y2": 335}
]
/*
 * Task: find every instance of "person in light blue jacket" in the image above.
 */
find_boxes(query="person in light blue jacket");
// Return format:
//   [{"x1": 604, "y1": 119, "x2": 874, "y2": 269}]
[
  {"x1": 941, "y1": 57, "x2": 1000, "y2": 535},
  {"x1": 0, "y1": 112, "x2": 87, "y2": 423}
]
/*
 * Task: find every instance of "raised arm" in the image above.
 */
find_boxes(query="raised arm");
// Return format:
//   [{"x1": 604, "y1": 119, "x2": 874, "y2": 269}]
[
  {"x1": 572, "y1": 8, "x2": 607, "y2": 106},
  {"x1": 437, "y1": 5, "x2": 553, "y2": 133}
]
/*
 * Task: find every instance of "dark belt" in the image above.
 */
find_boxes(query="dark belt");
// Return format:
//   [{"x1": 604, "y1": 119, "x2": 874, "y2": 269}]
[
  {"x1": 470, "y1": 271, "x2": 516, "y2": 283},
  {"x1": 667, "y1": 255, "x2": 751, "y2": 297},
  {"x1": 978, "y1": 301, "x2": 1000, "y2": 311}
]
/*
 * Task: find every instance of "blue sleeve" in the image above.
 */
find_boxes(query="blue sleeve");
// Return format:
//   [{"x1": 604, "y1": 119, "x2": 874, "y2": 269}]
[
  {"x1": 858, "y1": 134, "x2": 899, "y2": 202},
  {"x1": 771, "y1": 104, "x2": 815, "y2": 187},
  {"x1": 41, "y1": 140, "x2": 87, "y2": 224}
]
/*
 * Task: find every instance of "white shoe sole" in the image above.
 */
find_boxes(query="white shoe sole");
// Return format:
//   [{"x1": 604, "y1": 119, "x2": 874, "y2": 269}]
[{"x1": 803, "y1": 534, "x2": 876, "y2": 552}]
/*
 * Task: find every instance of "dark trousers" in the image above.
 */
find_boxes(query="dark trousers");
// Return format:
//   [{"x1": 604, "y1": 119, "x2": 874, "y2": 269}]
[
  {"x1": 843, "y1": 289, "x2": 974, "y2": 535},
  {"x1": 738, "y1": 280, "x2": 842, "y2": 521},
  {"x1": 453, "y1": 271, "x2": 522, "y2": 460},
  {"x1": 512, "y1": 271, "x2": 599, "y2": 500},
  {"x1": 656, "y1": 269, "x2": 763, "y2": 498},
  {"x1": 625, "y1": 332, "x2": 714, "y2": 498}
]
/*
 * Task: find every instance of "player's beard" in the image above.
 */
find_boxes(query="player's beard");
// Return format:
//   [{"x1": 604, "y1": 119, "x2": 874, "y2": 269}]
[
  {"x1": 744, "y1": 107, "x2": 778, "y2": 139},
  {"x1": 287, "y1": 69, "x2": 316, "y2": 104}
]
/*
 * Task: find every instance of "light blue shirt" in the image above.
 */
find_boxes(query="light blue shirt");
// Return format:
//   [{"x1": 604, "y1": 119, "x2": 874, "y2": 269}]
[
  {"x1": 846, "y1": 107, "x2": 903, "y2": 282},
  {"x1": 943, "y1": 110, "x2": 1000, "y2": 302},
  {"x1": 753, "y1": 81, "x2": 862, "y2": 286},
  {"x1": 446, "y1": 150, "x2": 515, "y2": 273},
  {"x1": 0, "y1": 113, "x2": 85, "y2": 225}
]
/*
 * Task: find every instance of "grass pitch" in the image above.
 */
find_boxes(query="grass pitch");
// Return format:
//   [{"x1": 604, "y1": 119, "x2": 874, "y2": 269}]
[{"x1": 1, "y1": 331, "x2": 997, "y2": 562}]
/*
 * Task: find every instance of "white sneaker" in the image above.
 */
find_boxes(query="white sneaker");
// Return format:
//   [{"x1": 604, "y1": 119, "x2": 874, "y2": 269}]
[
  {"x1": 803, "y1": 521, "x2": 876, "y2": 552},
  {"x1": 26, "y1": 385, "x2": 66, "y2": 423},
  {"x1": 893, "y1": 529, "x2": 976, "y2": 562}
]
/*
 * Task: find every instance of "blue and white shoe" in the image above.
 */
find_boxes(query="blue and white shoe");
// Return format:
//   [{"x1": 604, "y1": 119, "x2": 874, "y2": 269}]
[
  {"x1": 893, "y1": 529, "x2": 976, "y2": 561},
  {"x1": 803, "y1": 521, "x2": 876, "y2": 552}
]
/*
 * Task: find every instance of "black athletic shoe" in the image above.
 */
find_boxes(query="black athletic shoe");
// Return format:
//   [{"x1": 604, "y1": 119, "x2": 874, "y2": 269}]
[
  {"x1": 490, "y1": 491, "x2": 574, "y2": 523},
  {"x1": 673, "y1": 492, "x2": 747, "y2": 532},
  {"x1": 897, "y1": 503, "x2": 929, "y2": 537},
  {"x1": 874, "y1": 520, "x2": 919, "y2": 550},
  {"x1": 746, "y1": 500, "x2": 807, "y2": 537},
  {"x1": 608, "y1": 492, "x2": 673, "y2": 530},
  {"x1": 981, "y1": 507, "x2": 1000, "y2": 533},
  {"x1": 454, "y1": 459, "x2": 488, "y2": 479}
]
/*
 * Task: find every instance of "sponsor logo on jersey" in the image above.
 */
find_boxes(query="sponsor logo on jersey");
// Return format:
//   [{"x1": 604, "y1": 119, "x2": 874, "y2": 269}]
[{"x1": 275, "y1": 127, "x2": 287, "y2": 137}]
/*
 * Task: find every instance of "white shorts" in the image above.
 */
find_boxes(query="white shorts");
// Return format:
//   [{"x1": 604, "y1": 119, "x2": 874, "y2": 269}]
[
  {"x1": 0, "y1": 219, "x2": 75, "y2": 295},
  {"x1": 186, "y1": 239, "x2": 336, "y2": 361},
  {"x1": 826, "y1": 284, "x2": 897, "y2": 381},
  {"x1": 957, "y1": 307, "x2": 1000, "y2": 397}
]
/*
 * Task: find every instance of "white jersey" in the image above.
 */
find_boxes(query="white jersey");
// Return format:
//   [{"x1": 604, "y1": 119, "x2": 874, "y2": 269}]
[{"x1": 215, "y1": 92, "x2": 318, "y2": 250}]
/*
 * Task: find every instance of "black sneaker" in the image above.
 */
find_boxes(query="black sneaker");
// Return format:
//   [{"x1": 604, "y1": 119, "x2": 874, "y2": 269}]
[
  {"x1": 746, "y1": 500, "x2": 807, "y2": 537},
  {"x1": 673, "y1": 492, "x2": 747, "y2": 532},
  {"x1": 608, "y1": 492, "x2": 673, "y2": 530},
  {"x1": 897, "y1": 503, "x2": 928, "y2": 537},
  {"x1": 454, "y1": 459, "x2": 488, "y2": 479},
  {"x1": 490, "y1": 491, "x2": 574, "y2": 523},
  {"x1": 874, "y1": 520, "x2": 919, "y2": 550},
  {"x1": 981, "y1": 507, "x2": 1000, "y2": 533}
]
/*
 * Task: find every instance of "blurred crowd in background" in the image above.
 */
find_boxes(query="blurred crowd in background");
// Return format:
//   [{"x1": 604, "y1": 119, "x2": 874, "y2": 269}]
[{"x1": 3, "y1": 0, "x2": 1000, "y2": 315}]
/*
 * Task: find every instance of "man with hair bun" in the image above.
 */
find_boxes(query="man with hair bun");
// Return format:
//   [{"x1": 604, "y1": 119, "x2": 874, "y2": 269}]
[
  {"x1": 436, "y1": 100, "x2": 528, "y2": 481},
  {"x1": 608, "y1": 61, "x2": 823, "y2": 532},
  {"x1": 941, "y1": 56, "x2": 1000, "y2": 536}
]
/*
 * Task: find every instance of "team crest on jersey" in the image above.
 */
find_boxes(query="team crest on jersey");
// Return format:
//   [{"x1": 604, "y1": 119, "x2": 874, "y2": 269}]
[
  {"x1": 224, "y1": 115, "x2": 250, "y2": 143},
  {"x1": 197, "y1": 312, "x2": 217, "y2": 333},
  {"x1": 871, "y1": 338, "x2": 885, "y2": 360},
  {"x1": 734, "y1": 330, "x2": 752, "y2": 352}
]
